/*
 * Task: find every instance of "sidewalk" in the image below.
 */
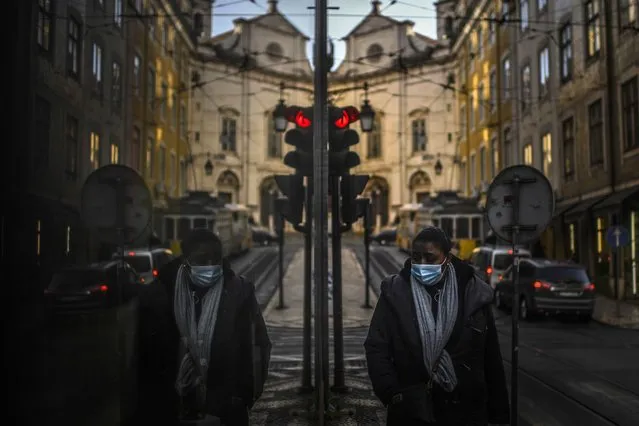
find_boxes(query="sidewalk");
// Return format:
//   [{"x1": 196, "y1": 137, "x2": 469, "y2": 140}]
[
  {"x1": 593, "y1": 295, "x2": 639, "y2": 329},
  {"x1": 253, "y1": 247, "x2": 386, "y2": 425}
]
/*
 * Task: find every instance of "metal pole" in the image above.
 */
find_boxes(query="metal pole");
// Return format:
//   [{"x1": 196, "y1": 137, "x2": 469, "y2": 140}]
[
  {"x1": 510, "y1": 176, "x2": 522, "y2": 426},
  {"x1": 363, "y1": 201, "x2": 372, "y2": 309},
  {"x1": 604, "y1": 1, "x2": 619, "y2": 301},
  {"x1": 276, "y1": 211, "x2": 287, "y2": 309},
  {"x1": 301, "y1": 181, "x2": 313, "y2": 392},
  {"x1": 313, "y1": 0, "x2": 329, "y2": 418},
  {"x1": 331, "y1": 176, "x2": 347, "y2": 392}
]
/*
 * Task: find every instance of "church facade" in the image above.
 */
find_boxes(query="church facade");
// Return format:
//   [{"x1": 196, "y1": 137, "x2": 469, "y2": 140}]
[{"x1": 188, "y1": 0, "x2": 459, "y2": 231}]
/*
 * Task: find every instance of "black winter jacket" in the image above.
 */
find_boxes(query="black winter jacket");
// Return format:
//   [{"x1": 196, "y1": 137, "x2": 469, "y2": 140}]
[
  {"x1": 364, "y1": 257, "x2": 510, "y2": 426},
  {"x1": 136, "y1": 257, "x2": 271, "y2": 426}
]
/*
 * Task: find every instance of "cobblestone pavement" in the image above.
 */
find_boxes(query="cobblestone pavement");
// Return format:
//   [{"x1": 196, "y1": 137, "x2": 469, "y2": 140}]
[{"x1": 251, "y1": 247, "x2": 387, "y2": 425}]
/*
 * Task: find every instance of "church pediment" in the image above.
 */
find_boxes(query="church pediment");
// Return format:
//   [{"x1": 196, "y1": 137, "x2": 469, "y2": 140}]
[
  {"x1": 343, "y1": 15, "x2": 397, "y2": 40},
  {"x1": 252, "y1": 14, "x2": 309, "y2": 40}
]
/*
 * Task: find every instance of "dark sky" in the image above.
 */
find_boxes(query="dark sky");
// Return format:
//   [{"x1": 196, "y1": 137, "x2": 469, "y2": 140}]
[{"x1": 211, "y1": 0, "x2": 439, "y2": 69}]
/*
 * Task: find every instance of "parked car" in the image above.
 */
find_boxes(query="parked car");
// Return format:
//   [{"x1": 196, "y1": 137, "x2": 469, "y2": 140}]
[
  {"x1": 112, "y1": 247, "x2": 174, "y2": 284},
  {"x1": 370, "y1": 227, "x2": 397, "y2": 245},
  {"x1": 469, "y1": 245, "x2": 532, "y2": 289},
  {"x1": 252, "y1": 225, "x2": 279, "y2": 246},
  {"x1": 45, "y1": 261, "x2": 142, "y2": 313},
  {"x1": 494, "y1": 258, "x2": 596, "y2": 321}
]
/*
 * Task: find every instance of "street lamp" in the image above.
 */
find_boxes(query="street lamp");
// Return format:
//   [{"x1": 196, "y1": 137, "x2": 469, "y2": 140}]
[
  {"x1": 204, "y1": 154, "x2": 214, "y2": 176},
  {"x1": 359, "y1": 82, "x2": 375, "y2": 133},
  {"x1": 273, "y1": 82, "x2": 288, "y2": 133}
]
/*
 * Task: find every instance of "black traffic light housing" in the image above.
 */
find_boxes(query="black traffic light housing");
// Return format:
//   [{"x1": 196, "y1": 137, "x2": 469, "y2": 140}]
[
  {"x1": 274, "y1": 174, "x2": 305, "y2": 226},
  {"x1": 282, "y1": 106, "x2": 314, "y2": 177},
  {"x1": 328, "y1": 106, "x2": 361, "y2": 176},
  {"x1": 341, "y1": 175, "x2": 370, "y2": 224}
]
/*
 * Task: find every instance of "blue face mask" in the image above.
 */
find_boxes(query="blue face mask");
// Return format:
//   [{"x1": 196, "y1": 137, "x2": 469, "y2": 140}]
[
  {"x1": 189, "y1": 265, "x2": 223, "y2": 288},
  {"x1": 411, "y1": 263, "x2": 443, "y2": 286}
]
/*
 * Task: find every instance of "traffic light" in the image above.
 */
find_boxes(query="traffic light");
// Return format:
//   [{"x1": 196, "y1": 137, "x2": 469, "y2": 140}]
[
  {"x1": 328, "y1": 106, "x2": 361, "y2": 176},
  {"x1": 341, "y1": 175, "x2": 370, "y2": 224},
  {"x1": 274, "y1": 174, "x2": 305, "y2": 225},
  {"x1": 282, "y1": 106, "x2": 314, "y2": 177}
]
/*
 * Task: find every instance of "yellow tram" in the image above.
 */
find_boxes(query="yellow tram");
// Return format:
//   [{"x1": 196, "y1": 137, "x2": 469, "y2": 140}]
[
  {"x1": 396, "y1": 194, "x2": 485, "y2": 260},
  {"x1": 161, "y1": 192, "x2": 252, "y2": 258}
]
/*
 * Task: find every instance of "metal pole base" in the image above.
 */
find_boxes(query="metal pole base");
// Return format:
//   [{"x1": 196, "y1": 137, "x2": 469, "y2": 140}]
[
  {"x1": 361, "y1": 303, "x2": 373, "y2": 309},
  {"x1": 330, "y1": 385, "x2": 350, "y2": 394},
  {"x1": 275, "y1": 304, "x2": 289, "y2": 310}
]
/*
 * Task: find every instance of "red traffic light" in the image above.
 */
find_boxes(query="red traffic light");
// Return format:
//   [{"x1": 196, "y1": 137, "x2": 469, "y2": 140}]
[
  {"x1": 295, "y1": 111, "x2": 311, "y2": 128},
  {"x1": 332, "y1": 106, "x2": 360, "y2": 129},
  {"x1": 285, "y1": 106, "x2": 312, "y2": 129}
]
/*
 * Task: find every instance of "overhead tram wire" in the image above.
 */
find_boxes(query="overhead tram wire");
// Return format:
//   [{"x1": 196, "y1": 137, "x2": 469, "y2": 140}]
[{"x1": 54, "y1": 9, "x2": 638, "y2": 31}]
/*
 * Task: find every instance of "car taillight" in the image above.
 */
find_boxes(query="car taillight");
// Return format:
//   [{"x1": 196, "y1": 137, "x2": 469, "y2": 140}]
[
  {"x1": 486, "y1": 266, "x2": 493, "y2": 275},
  {"x1": 584, "y1": 282, "x2": 595, "y2": 291},
  {"x1": 533, "y1": 280, "x2": 551, "y2": 290},
  {"x1": 152, "y1": 269, "x2": 159, "y2": 277},
  {"x1": 89, "y1": 284, "x2": 109, "y2": 293}
]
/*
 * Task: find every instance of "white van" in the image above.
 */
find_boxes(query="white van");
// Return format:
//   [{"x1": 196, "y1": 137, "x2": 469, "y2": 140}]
[{"x1": 469, "y1": 246, "x2": 532, "y2": 289}]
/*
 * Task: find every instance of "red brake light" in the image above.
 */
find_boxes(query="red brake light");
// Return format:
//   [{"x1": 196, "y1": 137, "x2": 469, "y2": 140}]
[
  {"x1": 508, "y1": 249, "x2": 513, "y2": 255},
  {"x1": 152, "y1": 269, "x2": 159, "y2": 277},
  {"x1": 99, "y1": 284, "x2": 108, "y2": 292},
  {"x1": 584, "y1": 282, "x2": 595, "y2": 291},
  {"x1": 486, "y1": 266, "x2": 493, "y2": 275},
  {"x1": 334, "y1": 110, "x2": 350, "y2": 128},
  {"x1": 533, "y1": 280, "x2": 551, "y2": 290},
  {"x1": 295, "y1": 111, "x2": 311, "y2": 128},
  {"x1": 128, "y1": 251, "x2": 135, "y2": 256}
]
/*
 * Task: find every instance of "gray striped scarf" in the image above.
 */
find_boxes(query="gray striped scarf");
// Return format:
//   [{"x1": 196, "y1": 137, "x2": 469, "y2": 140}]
[
  {"x1": 173, "y1": 264, "x2": 223, "y2": 398},
  {"x1": 410, "y1": 263, "x2": 459, "y2": 392}
]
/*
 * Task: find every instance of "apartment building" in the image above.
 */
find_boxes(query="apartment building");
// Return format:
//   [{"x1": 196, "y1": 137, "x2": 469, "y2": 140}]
[{"x1": 452, "y1": 0, "x2": 514, "y2": 205}]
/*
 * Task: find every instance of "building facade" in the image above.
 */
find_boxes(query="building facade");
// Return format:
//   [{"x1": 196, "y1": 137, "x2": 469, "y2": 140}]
[
  {"x1": 6, "y1": 0, "x2": 202, "y2": 291},
  {"x1": 549, "y1": 0, "x2": 638, "y2": 299},
  {"x1": 126, "y1": 0, "x2": 196, "y2": 229},
  {"x1": 188, "y1": 0, "x2": 459, "y2": 233},
  {"x1": 451, "y1": 0, "x2": 514, "y2": 200}
]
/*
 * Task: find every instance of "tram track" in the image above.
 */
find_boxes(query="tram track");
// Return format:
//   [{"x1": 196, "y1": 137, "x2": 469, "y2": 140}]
[
  {"x1": 363, "y1": 245, "x2": 637, "y2": 425},
  {"x1": 232, "y1": 245, "x2": 298, "y2": 311}
]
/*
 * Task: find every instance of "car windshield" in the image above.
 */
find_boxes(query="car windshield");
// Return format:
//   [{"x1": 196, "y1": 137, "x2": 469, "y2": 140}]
[
  {"x1": 49, "y1": 270, "x2": 107, "y2": 291},
  {"x1": 493, "y1": 253, "x2": 530, "y2": 270},
  {"x1": 537, "y1": 267, "x2": 590, "y2": 283}
]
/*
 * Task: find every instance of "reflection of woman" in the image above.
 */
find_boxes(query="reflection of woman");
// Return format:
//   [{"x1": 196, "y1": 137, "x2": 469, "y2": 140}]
[
  {"x1": 172, "y1": 230, "x2": 271, "y2": 425},
  {"x1": 365, "y1": 226, "x2": 510, "y2": 425},
  {"x1": 137, "y1": 229, "x2": 271, "y2": 425}
]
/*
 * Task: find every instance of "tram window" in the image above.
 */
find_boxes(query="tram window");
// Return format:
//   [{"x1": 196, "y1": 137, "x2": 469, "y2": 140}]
[
  {"x1": 194, "y1": 218, "x2": 206, "y2": 229},
  {"x1": 441, "y1": 218, "x2": 454, "y2": 238},
  {"x1": 164, "y1": 218, "x2": 175, "y2": 240},
  {"x1": 471, "y1": 217, "x2": 481, "y2": 239},
  {"x1": 456, "y1": 217, "x2": 470, "y2": 239},
  {"x1": 177, "y1": 218, "x2": 191, "y2": 239}
]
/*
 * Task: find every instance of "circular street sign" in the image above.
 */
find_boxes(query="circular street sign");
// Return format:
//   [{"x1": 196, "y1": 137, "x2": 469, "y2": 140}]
[
  {"x1": 485, "y1": 165, "x2": 555, "y2": 245},
  {"x1": 81, "y1": 165, "x2": 153, "y2": 245}
]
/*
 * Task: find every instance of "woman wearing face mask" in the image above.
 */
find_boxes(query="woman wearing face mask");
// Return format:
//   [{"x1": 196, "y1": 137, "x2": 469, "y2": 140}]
[
  {"x1": 364, "y1": 226, "x2": 510, "y2": 426},
  {"x1": 168, "y1": 229, "x2": 271, "y2": 425}
]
